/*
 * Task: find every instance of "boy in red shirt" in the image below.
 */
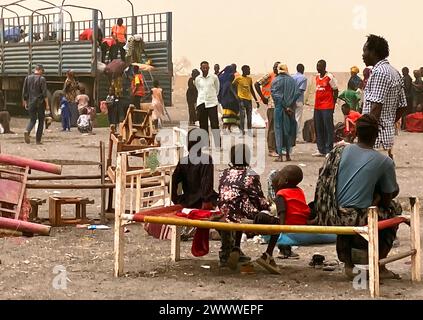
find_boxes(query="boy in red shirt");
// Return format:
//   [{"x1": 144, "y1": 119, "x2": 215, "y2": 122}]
[
  {"x1": 254, "y1": 165, "x2": 310, "y2": 274},
  {"x1": 341, "y1": 103, "x2": 361, "y2": 142}
]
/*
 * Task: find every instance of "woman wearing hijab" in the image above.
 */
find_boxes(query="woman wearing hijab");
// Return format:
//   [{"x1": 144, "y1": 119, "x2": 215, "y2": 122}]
[{"x1": 218, "y1": 65, "x2": 240, "y2": 133}]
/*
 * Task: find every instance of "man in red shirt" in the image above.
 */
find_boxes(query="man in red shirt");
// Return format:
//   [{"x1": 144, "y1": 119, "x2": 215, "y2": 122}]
[{"x1": 313, "y1": 60, "x2": 338, "y2": 156}]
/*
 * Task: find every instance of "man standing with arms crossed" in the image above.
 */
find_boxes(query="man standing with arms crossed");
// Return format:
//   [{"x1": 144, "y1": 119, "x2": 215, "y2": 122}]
[
  {"x1": 255, "y1": 61, "x2": 280, "y2": 157},
  {"x1": 195, "y1": 61, "x2": 221, "y2": 148},
  {"x1": 362, "y1": 34, "x2": 407, "y2": 160},
  {"x1": 22, "y1": 64, "x2": 50, "y2": 145}
]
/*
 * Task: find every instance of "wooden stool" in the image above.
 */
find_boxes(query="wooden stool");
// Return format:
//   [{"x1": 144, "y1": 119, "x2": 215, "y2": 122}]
[
  {"x1": 49, "y1": 196, "x2": 94, "y2": 227},
  {"x1": 29, "y1": 198, "x2": 46, "y2": 221}
]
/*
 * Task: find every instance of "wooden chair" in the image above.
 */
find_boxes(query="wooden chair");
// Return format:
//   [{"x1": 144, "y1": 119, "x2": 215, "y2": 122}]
[{"x1": 0, "y1": 166, "x2": 29, "y2": 219}]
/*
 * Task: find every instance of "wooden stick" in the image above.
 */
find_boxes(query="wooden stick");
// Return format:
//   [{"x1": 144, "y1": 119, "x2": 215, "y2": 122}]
[
  {"x1": 171, "y1": 225, "x2": 181, "y2": 262},
  {"x1": 114, "y1": 153, "x2": 127, "y2": 277},
  {"x1": 28, "y1": 175, "x2": 102, "y2": 181},
  {"x1": 410, "y1": 197, "x2": 421, "y2": 282},
  {"x1": 368, "y1": 207, "x2": 380, "y2": 298},
  {"x1": 128, "y1": 215, "x2": 365, "y2": 235},
  {"x1": 135, "y1": 174, "x2": 141, "y2": 213},
  {"x1": 379, "y1": 250, "x2": 416, "y2": 266},
  {"x1": 15, "y1": 166, "x2": 29, "y2": 219},
  {"x1": 100, "y1": 141, "x2": 106, "y2": 224},
  {"x1": 36, "y1": 159, "x2": 100, "y2": 166},
  {"x1": 27, "y1": 183, "x2": 116, "y2": 189},
  {"x1": 129, "y1": 176, "x2": 134, "y2": 214}
]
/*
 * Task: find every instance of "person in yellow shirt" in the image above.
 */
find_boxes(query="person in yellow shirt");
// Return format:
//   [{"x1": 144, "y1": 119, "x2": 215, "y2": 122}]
[
  {"x1": 233, "y1": 65, "x2": 259, "y2": 135},
  {"x1": 111, "y1": 18, "x2": 127, "y2": 61}
]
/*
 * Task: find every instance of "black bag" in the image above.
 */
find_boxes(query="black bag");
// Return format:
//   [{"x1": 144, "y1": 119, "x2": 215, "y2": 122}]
[{"x1": 303, "y1": 118, "x2": 316, "y2": 143}]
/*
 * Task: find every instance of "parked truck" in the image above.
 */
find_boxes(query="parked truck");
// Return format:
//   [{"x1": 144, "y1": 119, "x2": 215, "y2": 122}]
[{"x1": 0, "y1": 2, "x2": 173, "y2": 120}]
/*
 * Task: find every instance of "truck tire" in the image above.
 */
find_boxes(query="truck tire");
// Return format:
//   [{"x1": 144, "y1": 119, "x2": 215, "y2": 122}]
[{"x1": 51, "y1": 90, "x2": 63, "y2": 122}]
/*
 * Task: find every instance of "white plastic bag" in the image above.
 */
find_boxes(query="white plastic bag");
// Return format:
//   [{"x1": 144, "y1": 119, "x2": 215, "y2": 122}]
[{"x1": 252, "y1": 108, "x2": 266, "y2": 128}]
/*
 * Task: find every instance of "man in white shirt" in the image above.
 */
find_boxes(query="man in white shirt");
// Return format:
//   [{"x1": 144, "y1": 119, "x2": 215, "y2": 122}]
[{"x1": 195, "y1": 61, "x2": 221, "y2": 148}]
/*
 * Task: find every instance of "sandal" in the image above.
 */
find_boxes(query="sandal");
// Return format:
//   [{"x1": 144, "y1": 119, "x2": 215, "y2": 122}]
[
  {"x1": 380, "y1": 268, "x2": 401, "y2": 280},
  {"x1": 256, "y1": 252, "x2": 281, "y2": 275}
]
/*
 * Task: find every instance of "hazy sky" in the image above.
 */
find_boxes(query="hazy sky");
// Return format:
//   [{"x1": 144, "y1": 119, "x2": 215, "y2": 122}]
[{"x1": 4, "y1": 0, "x2": 423, "y2": 73}]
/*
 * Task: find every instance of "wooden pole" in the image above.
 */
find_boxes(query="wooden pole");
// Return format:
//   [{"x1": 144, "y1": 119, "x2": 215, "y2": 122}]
[
  {"x1": 171, "y1": 225, "x2": 181, "y2": 262},
  {"x1": 14, "y1": 167, "x2": 29, "y2": 220},
  {"x1": 0, "y1": 217, "x2": 51, "y2": 236},
  {"x1": 114, "y1": 153, "x2": 127, "y2": 277},
  {"x1": 100, "y1": 141, "x2": 106, "y2": 224},
  {"x1": 368, "y1": 207, "x2": 380, "y2": 298},
  {"x1": 136, "y1": 174, "x2": 141, "y2": 213},
  {"x1": 0, "y1": 154, "x2": 62, "y2": 174},
  {"x1": 27, "y1": 183, "x2": 116, "y2": 189},
  {"x1": 28, "y1": 175, "x2": 102, "y2": 180},
  {"x1": 410, "y1": 197, "x2": 421, "y2": 282},
  {"x1": 379, "y1": 250, "x2": 416, "y2": 266},
  {"x1": 127, "y1": 215, "x2": 365, "y2": 235}
]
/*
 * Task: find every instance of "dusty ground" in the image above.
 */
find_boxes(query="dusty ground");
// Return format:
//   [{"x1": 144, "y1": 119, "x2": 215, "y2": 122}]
[{"x1": 0, "y1": 103, "x2": 422, "y2": 300}]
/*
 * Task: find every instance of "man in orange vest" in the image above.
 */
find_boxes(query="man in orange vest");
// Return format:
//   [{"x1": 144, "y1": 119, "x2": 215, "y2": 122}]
[
  {"x1": 255, "y1": 61, "x2": 280, "y2": 157},
  {"x1": 110, "y1": 18, "x2": 127, "y2": 61}
]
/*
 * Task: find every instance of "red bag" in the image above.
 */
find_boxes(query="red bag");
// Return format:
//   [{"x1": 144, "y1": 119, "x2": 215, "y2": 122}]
[{"x1": 406, "y1": 113, "x2": 423, "y2": 133}]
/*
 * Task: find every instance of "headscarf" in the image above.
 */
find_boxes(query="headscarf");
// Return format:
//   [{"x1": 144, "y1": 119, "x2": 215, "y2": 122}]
[
  {"x1": 277, "y1": 64, "x2": 289, "y2": 74},
  {"x1": 218, "y1": 65, "x2": 239, "y2": 112},
  {"x1": 350, "y1": 66, "x2": 359, "y2": 74}
]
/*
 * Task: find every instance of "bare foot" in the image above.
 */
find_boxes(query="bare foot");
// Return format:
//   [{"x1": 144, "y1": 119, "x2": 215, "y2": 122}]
[{"x1": 380, "y1": 267, "x2": 401, "y2": 279}]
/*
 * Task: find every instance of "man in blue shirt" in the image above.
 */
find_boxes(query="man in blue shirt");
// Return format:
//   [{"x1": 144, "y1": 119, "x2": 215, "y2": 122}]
[
  {"x1": 292, "y1": 64, "x2": 308, "y2": 142},
  {"x1": 335, "y1": 114, "x2": 400, "y2": 279},
  {"x1": 271, "y1": 64, "x2": 300, "y2": 162}
]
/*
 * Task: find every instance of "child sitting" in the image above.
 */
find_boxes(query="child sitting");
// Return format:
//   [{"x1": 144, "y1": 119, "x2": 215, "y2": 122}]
[
  {"x1": 341, "y1": 103, "x2": 361, "y2": 142},
  {"x1": 77, "y1": 108, "x2": 93, "y2": 134},
  {"x1": 252, "y1": 165, "x2": 311, "y2": 273},
  {"x1": 75, "y1": 87, "x2": 90, "y2": 114},
  {"x1": 217, "y1": 143, "x2": 270, "y2": 269},
  {"x1": 60, "y1": 94, "x2": 71, "y2": 131}
]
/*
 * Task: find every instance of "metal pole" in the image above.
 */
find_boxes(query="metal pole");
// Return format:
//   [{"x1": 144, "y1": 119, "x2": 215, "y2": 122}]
[
  {"x1": 28, "y1": 14, "x2": 33, "y2": 43},
  {"x1": 0, "y1": 18, "x2": 4, "y2": 44},
  {"x1": 69, "y1": 21, "x2": 74, "y2": 41},
  {"x1": 92, "y1": 9, "x2": 98, "y2": 74}
]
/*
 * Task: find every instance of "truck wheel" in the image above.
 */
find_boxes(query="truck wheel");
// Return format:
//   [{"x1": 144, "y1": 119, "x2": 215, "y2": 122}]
[{"x1": 51, "y1": 90, "x2": 63, "y2": 122}]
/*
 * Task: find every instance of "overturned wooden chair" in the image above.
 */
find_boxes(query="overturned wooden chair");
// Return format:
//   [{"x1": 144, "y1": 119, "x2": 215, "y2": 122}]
[
  {"x1": 119, "y1": 105, "x2": 158, "y2": 146},
  {"x1": 0, "y1": 154, "x2": 61, "y2": 220}
]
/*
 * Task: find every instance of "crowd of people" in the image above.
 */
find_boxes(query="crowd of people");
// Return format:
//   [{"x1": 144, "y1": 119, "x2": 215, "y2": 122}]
[
  {"x1": 12, "y1": 31, "x2": 419, "y2": 279},
  {"x1": 173, "y1": 34, "x2": 409, "y2": 279},
  {"x1": 186, "y1": 35, "x2": 423, "y2": 162},
  {"x1": 18, "y1": 17, "x2": 166, "y2": 144}
]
